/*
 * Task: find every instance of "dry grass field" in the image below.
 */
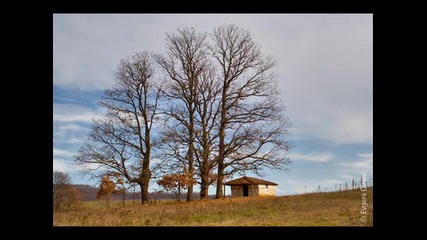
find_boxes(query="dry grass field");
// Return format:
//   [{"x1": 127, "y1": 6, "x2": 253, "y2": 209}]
[{"x1": 53, "y1": 187, "x2": 373, "y2": 226}]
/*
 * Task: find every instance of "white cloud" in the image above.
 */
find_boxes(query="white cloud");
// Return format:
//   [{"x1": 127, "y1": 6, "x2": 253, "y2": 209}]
[
  {"x1": 53, "y1": 96, "x2": 83, "y2": 104},
  {"x1": 358, "y1": 153, "x2": 373, "y2": 158},
  {"x1": 58, "y1": 123, "x2": 85, "y2": 132},
  {"x1": 341, "y1": 159, "x2": 372, "y2": 170},
  {"x1": 276, "y1": 152, "x2": 373, "y2": 194},
  {"x1": 337, "y1": 174, "x2": 354, "y2": 181},
  {"x1": 271, "y1": 15, "x2": 372, "y2": 145},
  {"x1": 53, "y1": 103, "x2": 104, "y2": 123},
  {"x1": 277, "y1": 177, "x2": 343, "y2": 195},
  {"x1": 62, "y1": 138, "x2": 84, "y2": 144},
  {"x1": 53, "y1": 113, "x2": 96, "y2": 123},
  {"x1": 53, "y1": 158, "x2": 69, "y2": 172},
  {"x1": 53, "y1": 15, "x2": 372, "y2": 146},
  {"x1": 289, "y1": 152, "x2": 334, "y2": 162},
  {"x1": 339, "y1": 152, "x2": 373, "y2": 175},
  {"x1": 53, "y1": 148, "x2": 75, "y2": 158},
  {"x1": 288, "y1": 104, "x2": 372, "y2": 145},
  {"x1": 54, "y1": 123, "x2": 87, "y2": 138},
  {"x1": 53, "y1": 14, "x2": 173, "y2": 91},
  {"x1": 53, "y1": 157, "x2": 88, "y2": 173}
]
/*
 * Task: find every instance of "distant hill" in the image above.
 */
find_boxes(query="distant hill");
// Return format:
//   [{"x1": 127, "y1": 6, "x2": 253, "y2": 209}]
[
  {"x1": 70, "y1": 184, "x2": 215, "y2": 201},
  {"x1": 70, "y1": 184, "x2": 98, "y2": 201}
]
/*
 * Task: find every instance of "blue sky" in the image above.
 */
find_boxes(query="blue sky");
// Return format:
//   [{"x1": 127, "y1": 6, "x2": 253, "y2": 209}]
[{"x1": 53, "y1": 14, "x2": 373, "y2": 196}]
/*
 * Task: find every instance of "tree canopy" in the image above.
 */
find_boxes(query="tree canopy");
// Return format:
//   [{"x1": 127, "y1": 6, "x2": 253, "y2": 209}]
[{"x1": 74, "y1": 24, "x2": 292, "y2": 202}]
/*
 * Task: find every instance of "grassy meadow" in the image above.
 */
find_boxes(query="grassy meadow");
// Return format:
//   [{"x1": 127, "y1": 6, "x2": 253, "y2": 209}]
[{"x1": 53, "y1": 187, "x2": 373, "y2": 226}]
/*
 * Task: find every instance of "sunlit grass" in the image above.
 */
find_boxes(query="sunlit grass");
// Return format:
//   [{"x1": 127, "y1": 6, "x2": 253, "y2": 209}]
[{"x1": 53, "y1": 187, "x2": 373, "y2": 226}]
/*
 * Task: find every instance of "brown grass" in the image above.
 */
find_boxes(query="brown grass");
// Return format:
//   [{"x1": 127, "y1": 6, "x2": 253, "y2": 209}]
[{"x1": 53, "y1": 187, "x2": 373, "y2": 226}]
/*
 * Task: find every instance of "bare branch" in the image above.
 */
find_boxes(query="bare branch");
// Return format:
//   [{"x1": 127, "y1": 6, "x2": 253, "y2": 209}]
[{"x1": 74, "y1": 52, "x2": 161, "y2": 204}]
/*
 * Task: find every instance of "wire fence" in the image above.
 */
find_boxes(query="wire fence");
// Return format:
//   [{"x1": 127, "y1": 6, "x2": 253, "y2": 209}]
[{"x1": 280, "y1": 176, "x2": 373, "y2": 196}]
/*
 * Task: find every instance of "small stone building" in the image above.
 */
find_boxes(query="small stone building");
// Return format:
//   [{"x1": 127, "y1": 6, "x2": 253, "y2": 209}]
[{"x1": 224, "y1": 176, "x2": 278, "y2": 197}]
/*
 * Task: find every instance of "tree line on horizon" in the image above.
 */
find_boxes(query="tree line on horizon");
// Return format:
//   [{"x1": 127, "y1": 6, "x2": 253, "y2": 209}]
[
  {"x1": 55, "y1": 180, "x2": 219, "y2": 202},
  {"x1": 73, "y1": 24, "x2": 292, "y2": 204}
]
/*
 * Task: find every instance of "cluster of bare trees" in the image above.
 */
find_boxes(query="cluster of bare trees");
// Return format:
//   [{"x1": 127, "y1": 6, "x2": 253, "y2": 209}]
[{"x1": 74, "y1": 24, "x2": 292, "y2": 204}]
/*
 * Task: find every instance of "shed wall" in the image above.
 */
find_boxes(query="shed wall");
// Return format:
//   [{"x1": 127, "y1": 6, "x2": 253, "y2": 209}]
[
  {"x1": 230, "y1": 185, "x2": 260, "y2": 197},
  {"x1": 258, "y1": 184, "x2": 276, "y2": 196},
  {"x1": 231, "y1": 185, "x2": 243, "y2": 196}
]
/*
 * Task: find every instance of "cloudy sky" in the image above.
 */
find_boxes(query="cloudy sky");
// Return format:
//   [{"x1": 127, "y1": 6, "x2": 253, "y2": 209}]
[{"x1": 53, "y1": 14, "x2": 373, "y2": 195}]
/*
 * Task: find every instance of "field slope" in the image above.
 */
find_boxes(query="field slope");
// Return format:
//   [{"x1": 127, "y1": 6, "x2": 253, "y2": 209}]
[{"x1": 53, "y1": 188, "x2": 373, "y2": 226}]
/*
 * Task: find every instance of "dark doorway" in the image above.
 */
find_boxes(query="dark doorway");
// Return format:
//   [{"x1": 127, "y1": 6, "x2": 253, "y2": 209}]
[{"x1": 243, "y1": 185, "x2": 249, "y2": 197}]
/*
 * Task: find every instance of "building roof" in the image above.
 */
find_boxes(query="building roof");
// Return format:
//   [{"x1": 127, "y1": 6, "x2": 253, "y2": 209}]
[{"x1": 223, "y1": 176, "x2": 278, "y2": 186}]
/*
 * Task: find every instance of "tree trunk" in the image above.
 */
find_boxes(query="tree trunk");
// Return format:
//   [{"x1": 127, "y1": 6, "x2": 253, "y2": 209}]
[
  {"x1": 177, "y1": 185, "x2": 181, "y2": 202},
  {"x1": 186, "y1": 110, "x2": 195, "y2": 202},
  {"x1": 141, "y1": 172, "x2": 150, "y2": 205},
  {"x1": 215, "y1": 164, "x2": 225, "y2": 198},
  {"x1": 141, "y1": 143, "x2": 151, "y2": 204},
  {"x1": 185, "y1": 68, "x2": 198, "y2": 202},
  {"x1": 200, "y1": 175, "x2": 209, "y2": 200},
  {"x1": 106, "y1": 191, "x2": 110, "y2": 207},
  {"x1": 199, "y1": 154, "x2": 210, "y2": 199},
  {"x1": 139, "y1": 181, "x2": 149, "y2": 205},
  {"x1": 122, "y1": 191, "x2": 125, "y2": 207},
  {"x1": 186, "y1": 182, "x2": 193, "y2": 202},
  {"x1": 133, "y1": 184, "x2": 136, "y2": 206},
  {"x1": 216, "y1": 84, "x2": 227, "y2": 199}
]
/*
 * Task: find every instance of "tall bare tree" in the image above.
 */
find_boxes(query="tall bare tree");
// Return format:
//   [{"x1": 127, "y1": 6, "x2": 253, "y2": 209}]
[
  {"x1": 210, "y1": 24, "x2": 292, "y2": 198},
  {"x1": 193, "y1": 65, "x2": 221, "y2": 199},
  {"x1": 156, "y1": 27, "x2": 210, "y2": 201},
  {"x1": 74, "y1": 52, "x2": 161, "y2": 204}
]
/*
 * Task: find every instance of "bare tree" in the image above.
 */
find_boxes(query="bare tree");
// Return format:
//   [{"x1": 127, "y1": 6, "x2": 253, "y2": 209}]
[
  {"x1": 74, "y1": 24, "x2": 291, "y2": 202},
  {"x1": 210, "y1": 24, "x2": 292, "y2": 198},
  {"x1": 74, "y1": 52, "x2": 161, "y2": 204},
  {"x1": 53, "y1": 171, "x2": 81, "y2": 211},
  {"x1": 53, "y1": 171, "x2": 71, "y2": 188},
  {"x1": 156, "y1": 27, "x2": 210, "y2": 201},
  {"x1": 193, "y1": 65, "x2": 221, "y2": 199}
]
